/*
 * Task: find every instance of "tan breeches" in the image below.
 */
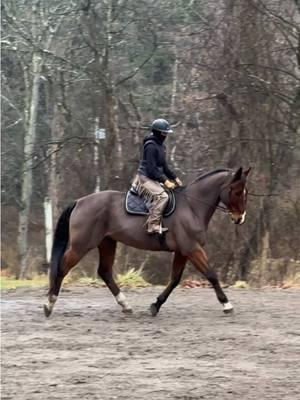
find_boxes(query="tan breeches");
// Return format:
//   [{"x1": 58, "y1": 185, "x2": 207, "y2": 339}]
[{"x1": 133, "y1": 174, "x2": 168, "y2": 226}]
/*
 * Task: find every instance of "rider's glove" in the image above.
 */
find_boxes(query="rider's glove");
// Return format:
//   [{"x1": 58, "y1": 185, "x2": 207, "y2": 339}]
[
  {"x1": 164, "y1": 179, "x2": 176, "y2": 189},
  {"x1": 175, "y1": 177, "x2": 183, "y2": 187}
]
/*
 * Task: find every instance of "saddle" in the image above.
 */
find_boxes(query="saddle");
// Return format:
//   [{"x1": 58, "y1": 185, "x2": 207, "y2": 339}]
[{"x1": 125, "y1": 186, "x2": 176, "y2": 217}]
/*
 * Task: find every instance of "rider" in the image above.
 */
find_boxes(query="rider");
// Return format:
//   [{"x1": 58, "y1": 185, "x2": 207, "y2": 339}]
[{"x1": 133, "y1": 118, "x2": 183, "y2": 235}]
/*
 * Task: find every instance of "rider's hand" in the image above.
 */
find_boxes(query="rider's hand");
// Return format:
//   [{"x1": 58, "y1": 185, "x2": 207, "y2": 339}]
[
  {"x1": 175, "y1": 177, "x2": 183, "y2": 187},
  {"x1": 164, "y1": 179, "x2": 176, "y2": 190}
]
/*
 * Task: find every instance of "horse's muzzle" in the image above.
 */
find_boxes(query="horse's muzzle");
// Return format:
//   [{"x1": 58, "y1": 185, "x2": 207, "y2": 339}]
[{"x1": 230, "y1": 212, "x2": 246, "y2": 225}]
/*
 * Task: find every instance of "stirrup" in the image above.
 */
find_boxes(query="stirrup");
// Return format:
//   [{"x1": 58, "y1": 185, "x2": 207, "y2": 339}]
[{"x1": 147, "y1": 225, "x2": 168, "y2": 235}]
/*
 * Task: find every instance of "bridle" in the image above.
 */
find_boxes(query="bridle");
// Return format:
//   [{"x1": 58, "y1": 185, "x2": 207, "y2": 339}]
[
  {"x1": 179, "y1": 170, "x2": 247, "y2": 216},
  {"x1": 218, "y1": 183, "x2": 232, "y2": 213}
]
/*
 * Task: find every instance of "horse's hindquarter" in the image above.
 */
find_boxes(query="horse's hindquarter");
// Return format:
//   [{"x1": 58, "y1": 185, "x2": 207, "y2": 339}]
[{"x1": 69, "y1": 191, "x2": 115, "y2": 250}]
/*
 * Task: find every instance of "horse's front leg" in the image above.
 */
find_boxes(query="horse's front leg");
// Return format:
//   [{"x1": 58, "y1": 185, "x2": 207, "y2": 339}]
[
  {"x1": 150, "y1": 252, "x2": 187, "y2": 316},
  {"x1": 188, "y1": 246, "x2": 233, "y2": 313}
]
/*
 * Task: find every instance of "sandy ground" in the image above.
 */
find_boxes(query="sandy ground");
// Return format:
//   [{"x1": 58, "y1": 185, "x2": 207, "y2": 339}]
[{"x1": 2, "y1": 286, "x2": 300, "y2": 400}]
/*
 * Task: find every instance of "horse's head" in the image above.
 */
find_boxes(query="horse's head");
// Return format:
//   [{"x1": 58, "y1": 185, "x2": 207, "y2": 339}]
[{"x1": 220, "y1": 167, "x2": 251, "y2": 225}]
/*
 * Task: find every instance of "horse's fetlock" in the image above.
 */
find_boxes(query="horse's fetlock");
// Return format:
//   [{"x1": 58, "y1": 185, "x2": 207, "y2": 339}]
[
  {"x1": 49, "y1": 294, "x2": 57, "y2": 303},
  {"x1": 207, "y1": 275, "x2": 218, "y2": 286}
]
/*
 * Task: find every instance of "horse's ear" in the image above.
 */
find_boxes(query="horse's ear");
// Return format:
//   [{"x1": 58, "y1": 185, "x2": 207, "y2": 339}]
[
  {"x1": 244, "y1": 167, "x2": 251, "y2": 177},
  {"x1": 232, "y1": 167, "x2": 243, "y2": 182}
]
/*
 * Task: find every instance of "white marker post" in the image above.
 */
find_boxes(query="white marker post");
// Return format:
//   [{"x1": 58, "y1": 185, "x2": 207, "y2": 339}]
[
  {"x1": 43, "y1": 196, "x2": 53, "y2": 264},
  {"x1": 94, "y1": 117, "x2": 106, "y2": 193}
]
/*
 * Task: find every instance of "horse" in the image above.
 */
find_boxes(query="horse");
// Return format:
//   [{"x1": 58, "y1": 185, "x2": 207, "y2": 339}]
[{"x1": 44, "y1": 166, "x2": 251, "y2": 318}]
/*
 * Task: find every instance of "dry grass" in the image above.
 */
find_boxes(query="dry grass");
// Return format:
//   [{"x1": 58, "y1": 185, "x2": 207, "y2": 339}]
[
  {"x1": 1, "y1": 276, "x2": 48, "y2": 289},
  {"x1": 117, "y1": 268, "x2": 150, "y2": 288},
  {"x1": 282, "y1": 272, "x2": 300, "y2": 288},
  {"x1": 1, "y1": 268, "x2": 151, "y2": 290},
  {"x1": 231, "y1": 280, "x2": 250, "y2": 289}
]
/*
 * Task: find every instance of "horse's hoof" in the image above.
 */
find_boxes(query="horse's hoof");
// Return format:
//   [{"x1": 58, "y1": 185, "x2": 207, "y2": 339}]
[
  {"x1": 122, "y1": 307, "x2": 133, "y2": 314},
  {"x1": 150, "y1": 303, "x2": 159, "y2": 317},
  {"x1": 223, "y1": 308, "x2": 234, "y2": 314},
  {"x1": 43, "y1": 304, "x2": 52, "y2": 318},
  {"x1": 223, "y1": 302, "x2": 234, "y2": 314}
]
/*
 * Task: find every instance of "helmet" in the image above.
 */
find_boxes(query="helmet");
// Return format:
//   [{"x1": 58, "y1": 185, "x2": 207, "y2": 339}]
[{"x1": 151, "y1": 118, "x2": 173, "y2": 134}]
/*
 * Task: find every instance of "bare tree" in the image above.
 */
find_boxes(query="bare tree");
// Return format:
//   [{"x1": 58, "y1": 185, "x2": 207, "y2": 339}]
[{"x1": 2, "y1": 0, "x2": 75, "y2": 278}]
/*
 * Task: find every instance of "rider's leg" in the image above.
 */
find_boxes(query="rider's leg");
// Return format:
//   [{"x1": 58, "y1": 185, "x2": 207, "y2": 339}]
[
  {"x1": 147, "y1": 192, "x2": 169, "y2": 233},
  {"x1": 135, "y1": 174, "x2": 169, "y2": 234}
]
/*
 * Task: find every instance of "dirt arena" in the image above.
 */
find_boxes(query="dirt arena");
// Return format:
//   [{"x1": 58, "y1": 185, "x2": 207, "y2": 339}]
[{"x1": 2, "y1": 286, "x2": 300, "y2": 400}]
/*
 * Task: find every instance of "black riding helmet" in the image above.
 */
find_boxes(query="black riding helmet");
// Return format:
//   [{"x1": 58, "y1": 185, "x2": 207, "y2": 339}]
[{"x1": 151, "y1": 118, "x2": 173, "y2": 135}]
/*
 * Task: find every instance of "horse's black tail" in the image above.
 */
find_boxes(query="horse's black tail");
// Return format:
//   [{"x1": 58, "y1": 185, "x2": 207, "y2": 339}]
[{"x1": 48, "y1": 202, "x2": 77, "y2": 294}]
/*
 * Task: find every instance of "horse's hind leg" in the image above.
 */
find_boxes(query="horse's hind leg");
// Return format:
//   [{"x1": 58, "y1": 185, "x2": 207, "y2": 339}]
[
  {"x1": 150, "y1": 252, "x2": 187, "y2": 316},
  {"x1": 188, "y1": 247, "x2": 233, "y2": 313},
  {"x1": 97, "y1": 238, "x2": 132, "y2": 313},
  {"x1": 44, "y1": 248, "x2": 85, "y2": 317}
]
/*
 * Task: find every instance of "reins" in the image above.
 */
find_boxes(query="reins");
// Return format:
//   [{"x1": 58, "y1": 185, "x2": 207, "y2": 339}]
[
  {"x1": 179, "y1": 179, "x2": 231, "y2": 215},
  {"x1": 248, "y1": 192, "x2": 279, "y2": 197},
  {"x1": 178, "y1": 169, "x2": 238, "y2": 214},
  {"x1": 181, "y1": 192, "x2": 229, "y2": 214}
]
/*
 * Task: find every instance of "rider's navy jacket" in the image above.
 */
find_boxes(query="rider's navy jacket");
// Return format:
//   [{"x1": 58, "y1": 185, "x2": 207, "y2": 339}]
[{"x1": 138, "y1": 134, "x2": 177, "y2": 183}]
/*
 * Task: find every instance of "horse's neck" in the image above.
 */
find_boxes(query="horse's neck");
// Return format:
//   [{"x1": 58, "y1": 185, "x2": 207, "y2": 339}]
[{"x1": 185, "y1": 172, "x2": 229, "y2": 224}]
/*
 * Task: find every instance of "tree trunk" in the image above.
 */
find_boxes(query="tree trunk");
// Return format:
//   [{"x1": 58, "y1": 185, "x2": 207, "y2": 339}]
[
  {"x1": 49, "y1": 103, "x2": 62, "y2": 222},
  {"x1": 18, "y1": 52, "x2": 42, "y2": 279},
  {"x1": 170, "y1": 45, "x2": 179, "y2": 114},
  {"x1": 260, "y1": 230, "x2": 270, "y2": 286},
  {"x1": 102, "y1": 2, "x2": 123, "y2": 189}
]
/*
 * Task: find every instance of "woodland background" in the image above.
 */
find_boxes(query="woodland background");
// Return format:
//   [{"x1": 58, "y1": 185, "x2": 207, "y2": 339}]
[{"x1": 1, "y1": 0, "x2": 300, "y2": 285}]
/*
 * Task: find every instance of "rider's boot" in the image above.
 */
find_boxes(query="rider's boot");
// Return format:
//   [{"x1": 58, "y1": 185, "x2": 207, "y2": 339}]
[{"x1": 147, "y1": 223, "x2": 168, "y2": 235}]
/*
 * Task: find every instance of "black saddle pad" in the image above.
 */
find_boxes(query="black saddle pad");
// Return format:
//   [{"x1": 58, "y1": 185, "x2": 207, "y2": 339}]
[{"x1": 125, "y1": 187, "x2": 176, "y2": 217}]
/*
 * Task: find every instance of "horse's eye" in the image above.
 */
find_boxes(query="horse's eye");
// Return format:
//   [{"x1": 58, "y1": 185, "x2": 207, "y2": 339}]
[{"x1": 235, "y1": 190, "x2": 243, "y2": 196}]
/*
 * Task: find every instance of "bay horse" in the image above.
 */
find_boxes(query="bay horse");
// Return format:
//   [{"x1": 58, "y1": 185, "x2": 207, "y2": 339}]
[{"x1": 44, "y1": 167, "x2": 251, "y2": 318}]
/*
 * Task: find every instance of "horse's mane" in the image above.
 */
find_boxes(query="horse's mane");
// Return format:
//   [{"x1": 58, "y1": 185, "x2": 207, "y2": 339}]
[
  {"x1": 192, "y1": 168, "x2": 232, "y2": 184},
  {"x1": 173, "y1": 168, "x2": 232, "y2": 194}
]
